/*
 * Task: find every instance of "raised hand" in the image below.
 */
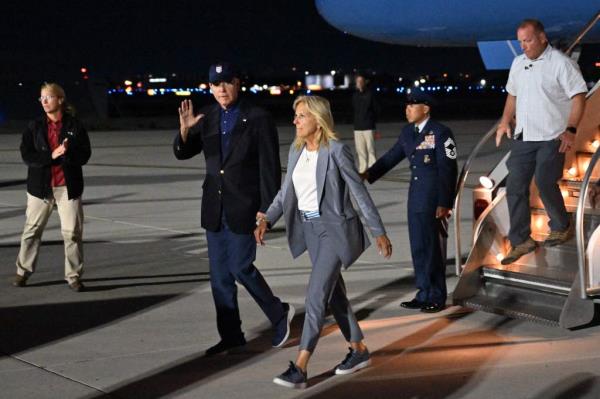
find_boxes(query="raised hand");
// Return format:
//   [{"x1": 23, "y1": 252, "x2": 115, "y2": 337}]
[{"x1": 178, "y1": 99, "x2": 204, "y2": 142}]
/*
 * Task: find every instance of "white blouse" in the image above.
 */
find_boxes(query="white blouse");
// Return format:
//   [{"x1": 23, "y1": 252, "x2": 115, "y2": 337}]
[{"x1": 292, "y1": 147, "x2": 319, "y2": 212}]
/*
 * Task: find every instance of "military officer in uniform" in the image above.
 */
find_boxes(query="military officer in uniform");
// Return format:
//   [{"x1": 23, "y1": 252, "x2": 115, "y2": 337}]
[{"x1": 362, "y1": 91, "x2": 458, "y2": 313}]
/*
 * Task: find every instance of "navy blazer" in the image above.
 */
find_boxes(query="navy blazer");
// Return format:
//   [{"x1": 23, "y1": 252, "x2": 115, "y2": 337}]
[
  {"x1": 368, "y1": 119, "x2": 458, "y2": 213},
  {"x1": 266, "y1": 140, "x2": 386, "y2": 268},
  {"x1": 173, "y1": 99, "x2": 281, "y2": 234}
]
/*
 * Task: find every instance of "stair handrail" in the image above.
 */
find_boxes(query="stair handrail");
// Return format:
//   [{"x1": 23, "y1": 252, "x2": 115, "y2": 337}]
[
  {"x1": 576, "y1": 147, "x2": 600, "y2": 299},
  {"x1": 453, "y1": 121, "x2": 499, "y2": 275},
  {"x1": 565, "y1": 11, "x2": 600, "y2": 56}
]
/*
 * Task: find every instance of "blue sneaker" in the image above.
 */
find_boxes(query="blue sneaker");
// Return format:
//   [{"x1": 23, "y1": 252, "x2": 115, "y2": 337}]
[
  {"x1": 272, "y1": 303, "x2": 295, "y2": 347},
  {"x1": 273, "y1": 361, "x2": 307, "y2": 389},
  {"x1": 335, "y1": 347, "x2": 371, "y2": 375}
]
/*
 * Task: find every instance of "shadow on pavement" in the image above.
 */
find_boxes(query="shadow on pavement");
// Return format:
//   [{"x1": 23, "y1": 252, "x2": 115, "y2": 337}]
[
  {"x1": 300, "y1": 315, "x2": 521, "y2": 398},
  {"x1": 0, "y1": 295, "x2": 179, "y2": 356}
]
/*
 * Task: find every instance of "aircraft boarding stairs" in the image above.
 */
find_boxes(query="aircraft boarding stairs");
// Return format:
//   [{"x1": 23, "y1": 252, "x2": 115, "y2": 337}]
[{"x1": 452, "y1": 79, "x2": 600, "y2": 329}]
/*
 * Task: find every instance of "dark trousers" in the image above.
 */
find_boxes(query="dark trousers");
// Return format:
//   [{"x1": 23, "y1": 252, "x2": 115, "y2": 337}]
[
  {"x1": 206, "y1": 220, "x2": 284, "y2": 342},
  {"x1": 407, "y1": 210, "x2": 448, "y2": 305},
  {"x1": 506, "y1": 139, "x2": 569, "y2": 246}
]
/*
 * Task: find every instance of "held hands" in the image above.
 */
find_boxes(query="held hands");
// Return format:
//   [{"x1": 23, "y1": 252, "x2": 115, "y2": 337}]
[
  {"x1": 436, "y1": 206, "x2": 451, "y2": 219},
  {"x1": 376, "y1": 234, "x2": 392, "y2": 259},
  {"x1": 495, "y1": 124, "x2": 511, "y2": 147},
  {"x1": 558, "y1": 131, "x2": 576, "y2": 153},
  {"x1": 178, "y1": 99, "x2": 204, "y2": 142},
  {"x1": 51, "y1": 138, "x2": 68, "y2": 159},
  {"x1": 254, "y1": 219, "x2": 268, "y2": 246}
]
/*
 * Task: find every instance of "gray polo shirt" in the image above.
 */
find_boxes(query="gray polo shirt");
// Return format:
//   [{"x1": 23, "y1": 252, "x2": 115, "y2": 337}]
[{"x1": 506, "y1": 45, "x2": 587, "y2": 141}]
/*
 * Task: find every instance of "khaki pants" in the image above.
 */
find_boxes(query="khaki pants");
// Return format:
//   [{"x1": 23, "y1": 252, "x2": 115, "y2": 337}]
[
  {"x1": 16, "y1": 186, "x2": 84, "y2": 282},
  {"x1": 354, "y1": 129, "x2": 376, "y2": 173}
]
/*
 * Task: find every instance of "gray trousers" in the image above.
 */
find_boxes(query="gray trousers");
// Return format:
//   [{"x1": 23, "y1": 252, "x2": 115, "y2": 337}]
[
  {"x1": 506, "y1": 139, "x2": 569, "y2": 246},
  {"x1": 299, "y1": 218, "x2": 364, "y2": 352}
]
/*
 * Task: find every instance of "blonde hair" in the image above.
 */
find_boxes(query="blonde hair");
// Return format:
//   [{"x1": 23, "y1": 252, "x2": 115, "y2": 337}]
[
  {"x1": 292, "y1": 95, "x2": 338, "y2": 150},
  {"x1": 41, "y1": 82, "x2": 76, "y2": 115}
]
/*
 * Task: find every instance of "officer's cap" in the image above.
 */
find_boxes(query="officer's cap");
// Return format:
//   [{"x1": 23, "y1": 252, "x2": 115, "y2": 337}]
[
  {"x1": 208, "y1": 62, "x2": 240, "y2": 84},
  {"x1": 406, "y1": 90, "x2": 436, "y2": 107}
]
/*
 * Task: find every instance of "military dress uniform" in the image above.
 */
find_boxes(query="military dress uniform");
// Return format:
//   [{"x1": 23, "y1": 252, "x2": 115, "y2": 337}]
[{"x1": 367, "y1": 95, "x2": 457, "y2": 309}]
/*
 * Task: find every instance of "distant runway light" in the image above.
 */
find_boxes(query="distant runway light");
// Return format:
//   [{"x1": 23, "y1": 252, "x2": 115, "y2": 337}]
[
  {"x1": 124, "y1": 80, "x2": 132, "y2": 86},
  {"x1": 419, "y1": 78, "x2": 426, "y2": 84},
  {"x1": 414, "y1": 80, "x2": 420, "y2": 87},
  {"x1": 149, "y1": 78, "x2": 166, "y2": 83},
  {"x1": 80, "y1": 67, "x2": 87, "y2": 73},
  {"x1": 175, "y1": 90, "x2": 191, "y2": 96},
  {"x1": 330, "y1": 70, "x2": 336, "y2": 75},
  {"x1": 480, "y1": 79, "x2": 486, "y2": 87}
]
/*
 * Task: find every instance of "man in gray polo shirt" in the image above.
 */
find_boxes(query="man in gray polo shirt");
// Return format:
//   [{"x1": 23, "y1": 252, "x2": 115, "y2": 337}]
[{"x1": 496, "y1": 19, "x2": 587, "y2": 265}]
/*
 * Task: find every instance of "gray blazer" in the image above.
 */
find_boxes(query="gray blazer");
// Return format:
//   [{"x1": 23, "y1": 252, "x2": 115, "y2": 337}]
[{"x1": 265, "y1": 140, "x2": 386, "y2": 269}]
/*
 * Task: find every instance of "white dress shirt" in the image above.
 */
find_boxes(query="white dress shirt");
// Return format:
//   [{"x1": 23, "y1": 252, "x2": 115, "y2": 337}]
[
  {"x1": 292, "y1": 147, "x2": 319, "y2": 212},
  {"x1": 506, "y1": 45, "x2": 587, "y2": 141}
]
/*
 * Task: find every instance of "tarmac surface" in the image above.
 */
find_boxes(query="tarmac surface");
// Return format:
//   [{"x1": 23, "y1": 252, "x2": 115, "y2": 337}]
[{"x1": 2, "y1": 121, "x2": 600, "y2": 399}]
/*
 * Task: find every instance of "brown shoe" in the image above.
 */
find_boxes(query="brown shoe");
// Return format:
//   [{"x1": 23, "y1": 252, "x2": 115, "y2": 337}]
[
  {"x1": 544, "y1": 222, "x2": 574, "y2": 247},
  {"x1": 12, "y1": 273, "x2": 30, "y2": 287},
  {"x1": 501, "y1": 237, "x2": 537, "y2": 265},
  {"x1": 68, "y1": 278, "x2": 85, "y2": 292}
]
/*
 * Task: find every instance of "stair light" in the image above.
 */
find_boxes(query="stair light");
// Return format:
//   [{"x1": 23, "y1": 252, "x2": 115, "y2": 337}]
[
  {"x1": 496, "y1": 253, "x2": 504, "y2": 262},
  {"x1": 592, "y1": 140, "x2": 600, "y2": 149},
  {"x1": 535, "y1": 215, "x2": 545, "y2": 230},
  {"x1": 568, "y1": 167, "x2": 578, "y2": 177},
  {"x1": 479, "y1": 176, "x2": 495, "y2": 189}
]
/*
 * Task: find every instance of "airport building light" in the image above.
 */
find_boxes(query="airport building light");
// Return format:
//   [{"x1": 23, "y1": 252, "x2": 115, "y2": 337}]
[
  {"x1": 149, "y1": 77, "x2": 167, "y2": 83},
  {"x1": 175, "y1": 90, "x2": 192, "y2": 96},
  {"x1": 124, "y1": 80, "x2": 133, "y2": 86}
]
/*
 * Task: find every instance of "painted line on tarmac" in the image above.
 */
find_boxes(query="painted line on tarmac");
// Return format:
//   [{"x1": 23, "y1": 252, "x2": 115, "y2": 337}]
[
  {"x1": 4, "y1": 354, "x2": 110, "y2": 396},
  {"x1": 86, "y1": 215, "x2": 198, "y2": 235}
]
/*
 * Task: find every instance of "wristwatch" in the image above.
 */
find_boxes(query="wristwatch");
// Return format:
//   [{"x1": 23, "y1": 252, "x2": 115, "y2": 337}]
[
  {"x1": 566, "y1": 126, "x2": 577, "y2": 134},
  {"x1": 256, "y1": 216, "x2": 268, "y2": 226}
]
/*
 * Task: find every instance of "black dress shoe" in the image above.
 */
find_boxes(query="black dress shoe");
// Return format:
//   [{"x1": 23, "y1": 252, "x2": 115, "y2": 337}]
[
  {"x1": 205, "y1": 338, "x2": 246, "y2": 356},
  {"x1": 420, "y1": 303, "x2": 445, "y2": 313},
  {"x1": 400, "y1": 299, "x2": 426, "y2": 309}
]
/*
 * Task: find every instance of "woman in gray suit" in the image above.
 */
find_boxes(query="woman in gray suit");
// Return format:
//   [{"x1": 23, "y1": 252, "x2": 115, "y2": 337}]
[{"x1": 255, "y1": 95, "x2": 392, "y2": 389}]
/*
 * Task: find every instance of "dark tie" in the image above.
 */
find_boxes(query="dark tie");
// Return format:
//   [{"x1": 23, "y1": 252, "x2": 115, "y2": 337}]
[{"x1": 414, "y1": 125, "x2": 419, "y2": 139}]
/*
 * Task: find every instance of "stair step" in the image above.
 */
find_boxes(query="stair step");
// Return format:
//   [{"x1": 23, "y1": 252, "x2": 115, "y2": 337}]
[
  {"x1": 482, "y1": 265, "x2": 572, "y2": 295},
  {"x1": 456, "y1": 281, "x2": 566, "y2": 326}
]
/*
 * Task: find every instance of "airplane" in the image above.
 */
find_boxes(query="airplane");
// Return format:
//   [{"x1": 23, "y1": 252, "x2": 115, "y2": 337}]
[
  {"x1": 316, "y1": 0, "x2": 600, "y2": 69},
  {"x1": 317, "y1": 0, "x2": 600, "y2": 329}
]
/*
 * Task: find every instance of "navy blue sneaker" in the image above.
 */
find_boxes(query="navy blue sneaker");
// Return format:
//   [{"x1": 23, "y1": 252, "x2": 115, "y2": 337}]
[
  {"x1": 272, "y1": 303, "x2": 295, "y2": 347},
  {"x1": 335, "y1": 347, "x2": 371, "y2": 375},
  {"x1": 205, "y1": 337, "x2": 246, "y2": 357},
  {"x1": 273, "y1": 361, "x2": 307, "y2": 389}
]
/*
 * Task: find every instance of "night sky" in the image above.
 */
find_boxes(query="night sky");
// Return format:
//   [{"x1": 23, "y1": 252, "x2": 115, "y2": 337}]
[{"x1": 2, "y1": 0, "x2": 488, "y2": 81}]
